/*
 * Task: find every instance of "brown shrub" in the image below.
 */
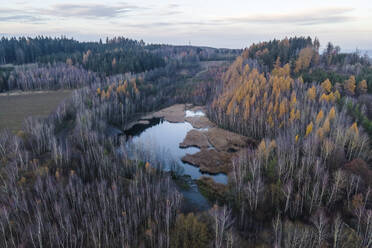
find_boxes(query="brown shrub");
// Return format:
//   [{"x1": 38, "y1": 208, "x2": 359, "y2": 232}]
[{"x1": 343, "y1": 158, "x2": 372, "y2": 186}]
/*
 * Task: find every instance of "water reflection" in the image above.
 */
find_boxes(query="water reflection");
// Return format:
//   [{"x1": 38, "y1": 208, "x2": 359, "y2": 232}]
[
  {"x1": 185, "y1": 110, "x2": 205, "y2": 117},
  {"x1": 126, "y1": 119, "x2": 228, "y2": 184},
  {"x1": 123, "y1": 110, "x2": 230, "y2": 211}
]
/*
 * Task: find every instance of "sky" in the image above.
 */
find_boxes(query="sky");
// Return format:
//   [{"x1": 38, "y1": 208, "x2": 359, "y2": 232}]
[{"x1": 0, "y1": 0, "x2": 371, "y2": 50}]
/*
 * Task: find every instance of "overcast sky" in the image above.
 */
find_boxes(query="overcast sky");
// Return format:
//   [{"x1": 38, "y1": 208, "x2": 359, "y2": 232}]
[{"x1": 0, "y1": 0, "x2": 371, "y2": 50}]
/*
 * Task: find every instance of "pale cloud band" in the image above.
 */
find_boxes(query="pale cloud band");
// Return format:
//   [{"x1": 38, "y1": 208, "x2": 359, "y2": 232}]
[
  {"x1": 221, "y1": 7, "x2": 355, "y2": 25},
  {"x1": 40, "y1": 3, "x2": 139, "y2": 18},
  {"x1": 0, "y1": 2, "x2": 139, "y2": 22}
]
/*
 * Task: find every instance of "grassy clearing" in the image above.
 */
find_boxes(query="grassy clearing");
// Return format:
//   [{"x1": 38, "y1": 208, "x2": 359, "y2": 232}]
[{"x1": 0, "y1": 90, "x2": 72, "y2": 132}]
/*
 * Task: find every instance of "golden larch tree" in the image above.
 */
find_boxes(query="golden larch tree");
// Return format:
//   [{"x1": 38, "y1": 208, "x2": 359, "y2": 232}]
[
  {"x1": 357, "y1": 80, "x2": 368, "y2": 94},
  {"x1": 305, "y1": 122, "x2": 313, "y2": 137},
  {"x1": 321, "y1": 79, "x2": 332, "y2": 93},
  {"x1": 307, "y1": 86, "x2": 317, "y2": 100},
  {"x1": 344, "y1": 76, "x2": 356, "y2": 95},
  {"x1": 320, "y1": 93, "x2": 328, "y2": 103},
  {"x1": 334, "y1": 90, "x2": 341, "y2": 100},
  {"x1": 294, "y1": 47, "x2": 314, "y2": 73},
  {"x1": 323, "y1": 118, "x2": 330, "y2": 133},
  {"x1": 316, "y1": 110, "x2": 324, "y2": 124},
  {"x1": 328, "y1": 107, "x2": 336, "y2": 120},
  {"x1": 327, "y1": 92, "x2": 336, "y2": 103},
  {"x1": 349, "y1": 122, "x2": 359, "y2": 136}
]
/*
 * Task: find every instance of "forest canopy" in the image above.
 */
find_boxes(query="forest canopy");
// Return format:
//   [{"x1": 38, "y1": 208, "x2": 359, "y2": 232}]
[{"x1": 0, "y1": 35, "x2": 371, "y2": 247}]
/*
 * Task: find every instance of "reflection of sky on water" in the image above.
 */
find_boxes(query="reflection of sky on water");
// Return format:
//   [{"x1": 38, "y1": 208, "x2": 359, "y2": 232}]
[
  {"x1": 128, "y1": 119, "x2": 228, "y2": 184},
  {"x1": 185, "y1": 110, "x2": 205, "y2": 117}
]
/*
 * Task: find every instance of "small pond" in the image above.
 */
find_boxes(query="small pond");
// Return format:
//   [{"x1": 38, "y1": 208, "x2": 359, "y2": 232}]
[{"x1": 124, "y1": 110, "x2": 228, "y2": 211}]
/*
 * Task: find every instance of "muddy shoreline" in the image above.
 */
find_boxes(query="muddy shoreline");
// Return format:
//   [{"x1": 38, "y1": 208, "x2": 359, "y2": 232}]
[
  {"x1": 181, "y1": 149, "x2": 232, "y2": 174},
  {"x1": 126, "y1": 104, "x2": 256, "y2": 175}
]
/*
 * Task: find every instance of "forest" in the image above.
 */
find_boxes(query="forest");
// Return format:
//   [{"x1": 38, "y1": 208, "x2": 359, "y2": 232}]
[
  {"x1": 0, "y1": 36, "x2": 371, "y2": 247},
  {"x1": 0, "y1": 37, "x2": 239, "y2": 92}
]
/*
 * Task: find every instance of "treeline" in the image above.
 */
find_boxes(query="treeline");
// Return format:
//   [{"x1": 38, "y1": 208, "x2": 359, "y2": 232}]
[
  {"x1": 242, "y1": 37, "x2": 372, "y2": 93},
  {"x1": 0, "y1": 53, "x2": 211, "y2": 93},
  {"x1": 2, "y1": 63, "x2": 100, "y2": 91},
  {"x1": 0, "y1": 36, "x2": 240, "y2": 79},
  {"x1": 0, "y1": 36, "x2": 145, "y2": 64},
  {"x1": 0, "y1": 36, "x2": 241, "y2": 93},
  {"x1": 295, "y1": 42, "x2": 371, "y2": 92},
  {"x1": 244, "y1": 36, "x2": 315, "y2": 71},
  {"x1": 148, "y1": 44, "x2": 241, "y2": 62},
  {"x1": 0, "y1": 36, "x2": 87, "y2": 64},
  {"x1": 0, "y1": 36, "x2": 166, "y2": 75},
  {"x1": 207, "y1": 44, "x2": 371, "y2": 246}
]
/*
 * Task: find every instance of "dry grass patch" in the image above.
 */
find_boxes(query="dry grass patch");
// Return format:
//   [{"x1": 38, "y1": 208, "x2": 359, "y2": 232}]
[{"x1": 0, "y1": 90, "x2": 72, "y2": 132}]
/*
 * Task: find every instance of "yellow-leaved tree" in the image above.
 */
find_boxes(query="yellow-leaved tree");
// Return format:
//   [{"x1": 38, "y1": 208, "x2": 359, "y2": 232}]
[
  {"x1": 307, "y1": 86, "x2": 317, "y2": 100},
  {"x1": 316, "y1": 110, "x2": 324, "y2": 124},
  {"x1": 328, "y1": 107, "x2": 336, "y2": 120},
  {"x1": 357, "y1": 80, "x2": 368, "y2": 94},
  {"x1": 323, "y1": 118, "x2": 330, "y2": 133},
  {"x1": 334, "y1": 90, "x2": 341, "y2": 100},
  {"x1": 344, "y1": 76, "x2": 356, "y2": 96},
  {"x1": 349, "y1": 122, "x2": 359, "y2": 137},
  {"x1": 294, "y1": 47, "x2": 314, "y2": 73},
  {"x1": 305, "y1": 122, "x2": 313, "y2": 137},
  {"x1": 321, "y1": 79, "x2": 332, "y2": 93}
]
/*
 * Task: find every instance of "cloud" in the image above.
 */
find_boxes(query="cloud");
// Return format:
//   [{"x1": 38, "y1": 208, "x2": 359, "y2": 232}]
[
  {"x1": 0, "y1": 7, "x2": 46, "y2": 23},
  {"x1": 167, "y1": 4, "x2": 180, "y2": 9},
  {"x1": 158, "y1": 10, "x2": 183, "y2": 16},
  {"x1": 0, "y1": 15, "x2": 43, "y2": 22},
  {"x1": 119, "y1": 7, "x2": 356, "y2": 31},
  {"x1": 0, "y1": 2, "x2": 140, "y2": 23},
  {"x1": 123, "y1": 21, "x2": 217, "y2": 30},
  {"x1": 219, "y1": 7, "x2": 355, "y2": 26},
  {"x1": 126, "y1": 22, "x2": 173, "y2": 28},
  {"x1": 41, "y1": 2, "x2": 138, "y2": 18}
]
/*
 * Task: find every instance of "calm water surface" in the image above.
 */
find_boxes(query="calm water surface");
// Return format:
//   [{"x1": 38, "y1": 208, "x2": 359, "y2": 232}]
[
  {"x1": 127, "y1": 119, "x2": 228, "y2": 184},
  {"x1": 124, "y1": 110, "x2": 228, "y2": 211}
]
